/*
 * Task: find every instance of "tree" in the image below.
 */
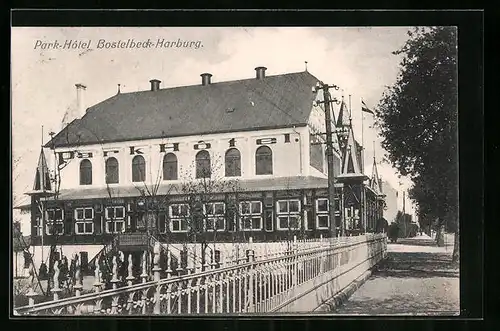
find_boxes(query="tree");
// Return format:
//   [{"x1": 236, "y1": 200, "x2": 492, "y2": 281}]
[
  {"x1": 375, "y1": 27, "x2": 458, "y2": 262},
  {"x1": 176, "y1": 156, "x2": 243, "y2": 270}
]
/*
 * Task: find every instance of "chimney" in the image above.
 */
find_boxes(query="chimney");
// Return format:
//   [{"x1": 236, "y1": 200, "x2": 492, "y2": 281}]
[
  {"x1": 200, "y1": 73, "x2": 212, "y2": 86},
  {"x1": 75, "y1": 83, "x2": 87, "y2": 116},
  {"x1": 255, "y1": 66, "x2": 267, "y2": 79},
  {"x1": 150, "y1": 79, "x2": 161, "y2": 91}
]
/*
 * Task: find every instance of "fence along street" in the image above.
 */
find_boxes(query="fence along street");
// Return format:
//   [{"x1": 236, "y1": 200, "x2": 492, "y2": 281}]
[{"x1": 14, "y1": 233, "x2": 387, "y2": 315}]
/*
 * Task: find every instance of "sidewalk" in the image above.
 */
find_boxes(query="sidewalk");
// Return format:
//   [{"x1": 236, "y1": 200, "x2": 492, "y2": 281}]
[{"x1": 331, "y1": 236, "x2": 459, "y2": 316}]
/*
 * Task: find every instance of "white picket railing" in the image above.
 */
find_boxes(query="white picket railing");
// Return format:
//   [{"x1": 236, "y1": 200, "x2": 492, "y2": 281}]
[{"x1": 14, "y1": 234, "x2": 387, "y2": 315}]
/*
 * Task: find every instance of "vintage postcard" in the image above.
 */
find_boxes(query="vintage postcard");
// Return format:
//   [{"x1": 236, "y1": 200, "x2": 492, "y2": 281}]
[{"x1": 11, "y1": 26, "x2": 459, "y2": 316}]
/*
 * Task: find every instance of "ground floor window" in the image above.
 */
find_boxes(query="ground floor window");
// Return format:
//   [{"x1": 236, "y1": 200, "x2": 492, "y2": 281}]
[
  {"x1": 204, "y1": 202, "x2": 226, "y2": 231},
  {"x1": 105, "y1": 206, "x2": 125, "y2": 233},
  {"x1": 316, "y1": 198, "x2": 329, "y2": 229},
  {"x1": 34, "y1": 217, "x2": 43, "y2": 236},
  {"x1": 169, "y1": 204, "x2": 189, "y2": 232},
  {"x1": 239, "y1": 201, "x2": 262, "y2": 230},
  {"x1": 276, "y1": 199, "x2": 301, "y2": 230},
  {"x1": 74, "y1": 207, "x2": 94, "y2": 234},
  {"x1": 45, "y1": 208, "x2": 64, "y2": 235}
]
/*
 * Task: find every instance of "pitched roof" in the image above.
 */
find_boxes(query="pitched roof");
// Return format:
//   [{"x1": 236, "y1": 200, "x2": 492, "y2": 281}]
[
  {"x1": 47, "y1": 71, "x2": 320, "y2": 148},
  {"x1": 336, "y1": 99, "x2": 351, "y2": 128},
  {"x1": 25, "y1": 149, "x2": 54, "y2": 197},
  {"x1": 370, "y1": 157, "x2": 383, "y2": 194}
]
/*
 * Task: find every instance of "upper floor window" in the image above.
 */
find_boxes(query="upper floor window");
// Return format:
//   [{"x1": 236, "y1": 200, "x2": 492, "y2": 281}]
[
  {"x1": 105, "y1": 206, "x2": 125, "y2": 233},
  {"x1": 255, "y1": 146, "x2": 273, "y2": 175},
  {"x1": 277, "y1": 199, "x2": 301, "y2": 230},
  {"x1": 79, "y1": 159, "x2": 92, "y2": 185},
  {"x1": 132, "y1": 155, "x2": 146, "y2": 182},
  {"x1": 75, "y1": 207, "x2": 94, "y2": 234},
  {"x1": 163, "y1": 153, "x2": 178, "y2": 180},
  {"x1": 204, "y1": 202, "x2": 226, "y2": 231},
  {"x1": 196, "y1": 150, "x2": 211, "y2": 179},
  {"x1": 169, "y1": 204, "x2": 189, "y2": 232},
  {"x1": 240, "y1": 201, "x2": 262, "y2": 231},
  {"x1": 225, "y1": 148, "x2": 241, "y2": 177},
  {"x1": 105, "y1": 157, "x2": 119, "y2": 184},
  {"x1": 46, "y1": 208, "x2": 64, "y2": 235}
]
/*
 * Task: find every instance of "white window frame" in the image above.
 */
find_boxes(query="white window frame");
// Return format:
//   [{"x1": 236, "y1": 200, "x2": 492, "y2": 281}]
[
  {"x1": 74, "y1": 207, "x2": 95, "y2": 235},
  {"x1": 239, "y1": 201, "x2": 263, "y2": 231},
  {"x1": 204, "y1": 202, "x2": 226, "y2": 232},
  {"x1": 169, "y1": 204, "x2": 189, "y2": 233},
  {"x1": 276, "y1": 199, "x2": 301, "y2": 231},
  {"x1": 45, "y1": 208, "x2": 64, "y2": 235},
  {"x1": 315, "y1": 198, "x2": 330, "y2": 229},
  {"x1": 34, "y1": 217, "x2": 43, "y2": 236},
  {"x1": 105, "y1": 206, "x2": 126, "y2": 234}
]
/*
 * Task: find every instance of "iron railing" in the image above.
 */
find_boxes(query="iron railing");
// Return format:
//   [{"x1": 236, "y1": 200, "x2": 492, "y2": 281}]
[{"x1": 14, "y1": 234, "x2": 387, "y2": 315}]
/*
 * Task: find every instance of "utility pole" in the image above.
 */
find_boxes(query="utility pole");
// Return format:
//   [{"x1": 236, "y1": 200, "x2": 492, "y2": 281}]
[
  {"x1": 403, "y1": 190, "x2": 406, "y2": 237},
  {"x1": 313, "y1": 81, "x2": 340, "y2": 238}
]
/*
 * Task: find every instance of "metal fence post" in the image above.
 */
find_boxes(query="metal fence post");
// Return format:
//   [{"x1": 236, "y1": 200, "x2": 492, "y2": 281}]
[
  {"x1": 73, "y1": 253, "x2": 83, "y2": 297},
  {"x1": 51, "y1": 260, "x2": 62, "y2": 301},
  {"x1": 26, "y1": 265, "x2": 37, "y2": 308},
  {"x1": 293, "y1": 235, "x2": 298, "y2": 287}
]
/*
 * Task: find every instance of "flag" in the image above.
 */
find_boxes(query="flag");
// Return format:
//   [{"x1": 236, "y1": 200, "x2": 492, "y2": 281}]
[{"x1": 361, "y1": 100, "x2": 374, "y2": 114}]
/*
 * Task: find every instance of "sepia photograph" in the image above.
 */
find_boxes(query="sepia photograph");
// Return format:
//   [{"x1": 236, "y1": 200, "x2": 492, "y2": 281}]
[{"x1": 11, "y1": 26, "x2": 459, "y2": 316}]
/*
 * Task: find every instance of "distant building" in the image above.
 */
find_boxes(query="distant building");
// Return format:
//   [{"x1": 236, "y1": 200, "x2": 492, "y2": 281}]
[{"x1": 381, "y1": 180, "x2": 398, "y2": 223}]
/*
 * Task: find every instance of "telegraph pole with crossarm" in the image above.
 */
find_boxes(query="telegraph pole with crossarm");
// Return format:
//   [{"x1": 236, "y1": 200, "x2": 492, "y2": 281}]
[{"x1": 313, "y1": 81, "x2": 341, "y2": 238}]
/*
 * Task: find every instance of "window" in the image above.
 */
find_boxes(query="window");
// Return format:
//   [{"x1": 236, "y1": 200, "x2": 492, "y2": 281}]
[
  {"x1": 316, "y1": 198, "x2": 329, "y2": 229},
  {"x1": 163, "y1": 153, "x2": 178, "y2": 180},
  {"x1": 132, "y1": 155, "x2": 146, "y2": 182},
  {"x1": 34, "y1": 217, "x2": 43, "y2": 236},
  {"x1": 105, "y1": 206, "x2": 125, "y2": 233},
  {"x1": 225, "y1": 148, "x2": 241, "y2": 177},
  {"x1": 105, "y1": 157, "x2": 119, "y2": 184},
  {"x1": 204, "y1": 202, "x2": 225, "y2": 231},
  {"x1": 74, "y1": 207, "x2": 94, "y2": 234},
  {"x1": 79, "y1": 159, "x2": 92, "y2": 185},
  {"x1": 196, "y1": 150, "x2": 211, "y2": 178},
  {"x1": 46, "y1": 208, "x2": 64, "y2": 235},
  {"x1": 240, "y1": 201, "x2": 262, "y2": 231},
  {"x1": 277, "y1": 199, "x2": 301, "y2": 230},
  {"x1": 169, "y1": 204, "x2": 189, "y2": 232},
  {"x1": 255, "y1": 146, "x2": 273, "y2": 175}
]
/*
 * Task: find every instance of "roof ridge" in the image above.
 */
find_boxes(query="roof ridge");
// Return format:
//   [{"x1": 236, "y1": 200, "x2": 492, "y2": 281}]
[{"x1": 117, "y1": 70, "x2": 319, "y2": 95}]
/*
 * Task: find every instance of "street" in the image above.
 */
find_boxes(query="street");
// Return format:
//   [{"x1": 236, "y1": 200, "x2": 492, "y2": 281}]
[{"x1": 332, "y1": 234, "x2": 459, "y2": 315}]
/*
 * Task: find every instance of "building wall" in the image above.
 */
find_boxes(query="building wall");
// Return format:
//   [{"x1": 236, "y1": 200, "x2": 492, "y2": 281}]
[{"x1": 49, "y1": 126, "x2": 314, "y2": 191}]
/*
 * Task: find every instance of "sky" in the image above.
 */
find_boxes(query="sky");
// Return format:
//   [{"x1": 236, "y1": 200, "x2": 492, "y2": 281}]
[{"x1": 11, "y1": 26, "x2": 417, "y2": 218}]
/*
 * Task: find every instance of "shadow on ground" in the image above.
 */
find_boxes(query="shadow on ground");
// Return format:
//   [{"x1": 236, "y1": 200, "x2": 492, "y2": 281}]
[
  {"x1": 392, "y1": 238, "x2": 454, "y2": 247},
  {"x1": 373, "y1": 251, "x2": 459, "y2": 279},
  {"x1": 331, "y1": 293, "x2": 460, "y2": 316}
]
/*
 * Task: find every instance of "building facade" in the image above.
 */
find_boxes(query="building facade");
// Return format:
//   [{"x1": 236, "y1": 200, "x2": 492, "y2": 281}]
[{"x1": 23, "y1": 67, "x2": 386, "y2": 271}]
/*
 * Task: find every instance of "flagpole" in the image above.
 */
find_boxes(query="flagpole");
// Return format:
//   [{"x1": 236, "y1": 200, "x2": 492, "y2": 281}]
[{"x1": 361, "y1": 98, "x2": 364, "y2": 174}]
